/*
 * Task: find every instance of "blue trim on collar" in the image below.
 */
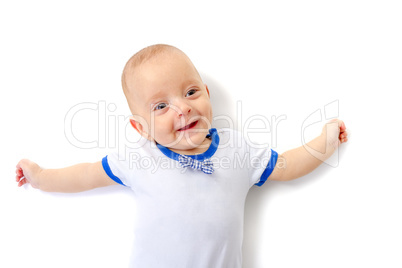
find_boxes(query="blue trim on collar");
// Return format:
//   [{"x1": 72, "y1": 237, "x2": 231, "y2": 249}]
[{"x1": 156, "y1": 128, "x2": 220, "y2": 161}]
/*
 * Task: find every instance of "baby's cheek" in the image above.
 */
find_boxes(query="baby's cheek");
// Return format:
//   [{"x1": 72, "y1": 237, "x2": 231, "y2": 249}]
[{"x1": 154, "y1": 126, "x2": 175, "y2": 144}]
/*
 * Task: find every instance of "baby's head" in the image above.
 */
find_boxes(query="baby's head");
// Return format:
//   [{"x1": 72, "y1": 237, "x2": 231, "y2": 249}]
[{"x1": 122, "y1": 44, "x2": 213, "y2": 153}]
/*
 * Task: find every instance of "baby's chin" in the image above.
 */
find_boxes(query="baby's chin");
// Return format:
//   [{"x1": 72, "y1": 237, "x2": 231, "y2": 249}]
[{"x1": 161, "y1": 133, "x2": 211, "y2": 154}]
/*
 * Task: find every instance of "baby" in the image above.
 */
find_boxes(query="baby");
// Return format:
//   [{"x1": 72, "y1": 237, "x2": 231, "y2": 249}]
[{"x1": 15, "y1": 44, "x2": 348, "y2": 267}]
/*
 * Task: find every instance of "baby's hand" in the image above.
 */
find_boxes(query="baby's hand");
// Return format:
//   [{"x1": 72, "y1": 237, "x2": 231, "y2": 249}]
[
  {"x1": 322, "y1": 119, "x2": 348, "y2": 148},
  {"x1": 16, "y1": 159, "x2": 42, "y2": 189}
]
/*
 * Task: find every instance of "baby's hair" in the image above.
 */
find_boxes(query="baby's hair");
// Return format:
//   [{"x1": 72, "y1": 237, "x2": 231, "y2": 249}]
[{"x1": 121, "y1": 44, "x2": 179, "y2": 95}]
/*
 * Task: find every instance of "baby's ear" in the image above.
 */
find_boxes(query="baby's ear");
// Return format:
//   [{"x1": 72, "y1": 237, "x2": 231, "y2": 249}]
[
  {"x1": 205, "y1": 84, "x2": 210, "y2": 98},
  {"x1": 130, "y1": 116, "x2": 152, "y2": 140},
  {"x1": 129, "y1": 118, "x2": 140, "y2": 132}
]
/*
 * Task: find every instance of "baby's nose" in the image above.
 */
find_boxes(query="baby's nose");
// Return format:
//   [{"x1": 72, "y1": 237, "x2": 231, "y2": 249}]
[
  {"x1": 178, "y1": 106, "x2": 191, "y2": 117},
  {"x1": 173, "y1": 102, "x2": 192, "y2": 117}
]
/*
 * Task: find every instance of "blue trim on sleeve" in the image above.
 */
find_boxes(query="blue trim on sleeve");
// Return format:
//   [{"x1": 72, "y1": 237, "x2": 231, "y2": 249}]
[
  {"x1": 255, "y1": 149, "x2": 278, "y2": 187},
  {"x1": 102, "y1": 156, "x2": 127, "y2": 186}
]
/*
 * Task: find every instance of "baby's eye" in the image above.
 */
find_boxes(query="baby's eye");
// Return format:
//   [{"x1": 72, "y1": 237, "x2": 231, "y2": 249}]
[
  {"x1": 154, "y1": 103, "x2": 168, "y2": 110},
  {"x1": 186, "y1": 89, "x2": 197, "y2": 97}
]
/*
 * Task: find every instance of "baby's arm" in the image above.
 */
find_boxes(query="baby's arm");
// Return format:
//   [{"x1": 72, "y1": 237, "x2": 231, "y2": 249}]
[
  {"x1": 15, "y1": 159, "x2": 117, "y2": 193},
  {"x1": 269, "y1": 119, "x2": 348, "y2": 181}
]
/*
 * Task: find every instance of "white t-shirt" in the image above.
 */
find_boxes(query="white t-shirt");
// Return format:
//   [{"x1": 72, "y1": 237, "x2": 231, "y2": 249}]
[{"x1": 102, "y1": 128, "x2": 278, "y2": 268}]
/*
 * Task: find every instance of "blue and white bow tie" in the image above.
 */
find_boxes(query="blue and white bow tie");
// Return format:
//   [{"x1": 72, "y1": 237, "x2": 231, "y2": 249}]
[{"x1": 178, "y1": 155, "x2": 214, "y2": 174}]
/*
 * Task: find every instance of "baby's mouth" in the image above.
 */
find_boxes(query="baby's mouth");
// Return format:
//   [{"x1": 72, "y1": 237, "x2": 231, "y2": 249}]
[{"x1": 178, "y1": 121, "x2": 198, "y2": 131}]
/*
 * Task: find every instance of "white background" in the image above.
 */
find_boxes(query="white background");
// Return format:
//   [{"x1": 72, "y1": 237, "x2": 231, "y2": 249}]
[{"x1": 1, "y1": 1, "x2": 401, "y2": 267}]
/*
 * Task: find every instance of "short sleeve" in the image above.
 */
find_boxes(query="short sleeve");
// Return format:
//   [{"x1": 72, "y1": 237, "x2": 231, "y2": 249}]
[
  {"x1": 247, "y1": 143, "x2": 278, "y2": 187},
  {"x1": 101, "y1": 152, "x2": 129, "y2": 187}
]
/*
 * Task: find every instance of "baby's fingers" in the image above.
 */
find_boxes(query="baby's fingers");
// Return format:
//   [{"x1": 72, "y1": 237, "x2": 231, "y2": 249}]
[
  {"x1": 15, "y1": 161, "x2": 30, "y2": 186},
  {"x1": 15, "y1": 168, "x2": 23, "y2": 182},
  {"x1": 339, "y1": 130, "x2": 348, "y2": 143},
  {"x1": 15, "y1": 167, "x2": 26, "y2": 186},
  {"x1": 340, "y1": 121, "x2": 346, "y2": 132},
  {"x1": 16, "y1": 167, "x2": 23, "y2": 177},
  {"x1": 17, "y1": 177, "x2": 27, "y2": 187},
  {"x1": 339, "y1": 130, "x2": 348, "y2": 138}
]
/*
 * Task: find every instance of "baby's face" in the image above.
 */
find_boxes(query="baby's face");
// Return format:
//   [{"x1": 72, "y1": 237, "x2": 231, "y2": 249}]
[{"x1": 127, "y1": 51, "x2": 213, "y2": 153}]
